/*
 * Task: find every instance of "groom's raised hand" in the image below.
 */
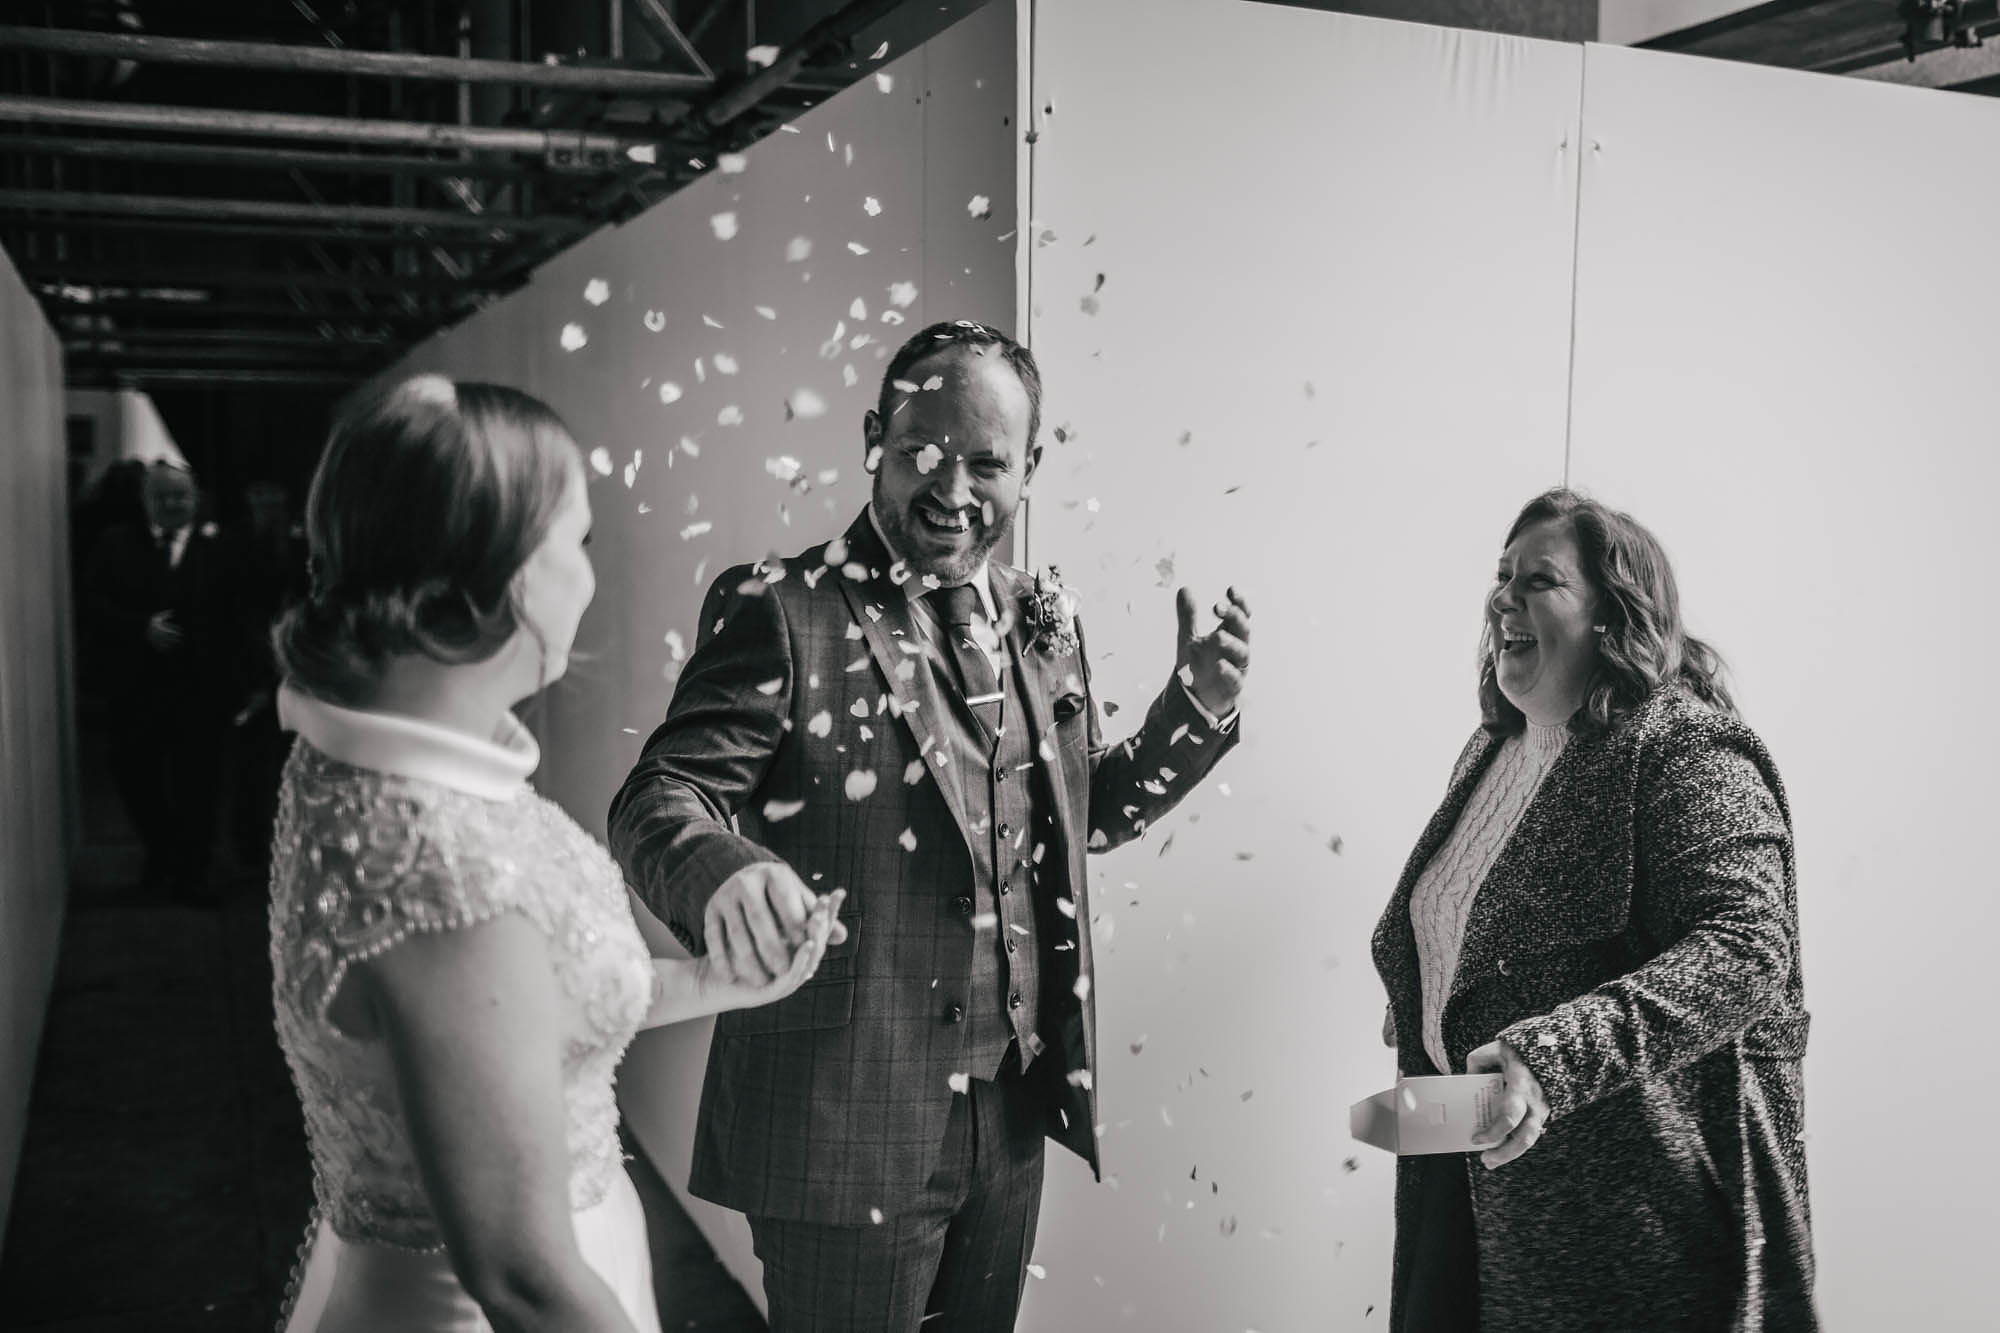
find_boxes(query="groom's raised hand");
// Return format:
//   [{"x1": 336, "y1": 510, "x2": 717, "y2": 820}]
[
  {"x1": 704, "y1": 861, "x2": 849, "y2": 987},
  {"x1": 1175, "y1": 586, "x2": 1252, "y2": 718}
]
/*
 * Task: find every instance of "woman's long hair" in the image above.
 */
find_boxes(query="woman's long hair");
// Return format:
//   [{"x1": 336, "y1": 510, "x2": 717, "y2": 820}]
[
  {"x1": 1479, "y1": 488, "x2": 1735, "y2": 736},
  {"x1": 273, "y1": 375, "x2": 578, "y2": 706}
]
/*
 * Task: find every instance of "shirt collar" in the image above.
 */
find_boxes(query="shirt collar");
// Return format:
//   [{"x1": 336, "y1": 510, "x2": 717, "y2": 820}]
[
  {"x1": 277, "y1": 682, "x2": 538, "y2": 801},
  {"x1": 865, "y1": 502, "x2": 997, "y2": 620}
]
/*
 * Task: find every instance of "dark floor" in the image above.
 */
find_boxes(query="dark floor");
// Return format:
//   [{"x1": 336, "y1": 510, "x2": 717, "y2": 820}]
[{"x1": 0, "y1": 712, "x2": 764, "y2": 1331}]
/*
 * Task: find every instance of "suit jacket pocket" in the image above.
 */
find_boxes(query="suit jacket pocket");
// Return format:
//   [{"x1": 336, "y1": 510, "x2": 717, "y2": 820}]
[
  {"x1": 713, "y1": 910, "x2": 859, "y2": 1037},
  {"x1": 715, "y1": 969, "x2": 854, "y2": 1036}
]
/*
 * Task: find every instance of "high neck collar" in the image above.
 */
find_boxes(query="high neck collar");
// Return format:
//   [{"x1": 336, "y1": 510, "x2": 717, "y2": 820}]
[
  {"x1": 1522, "y1": 715, "x2": 1573, "y2": 760},
  {"x1": 277, "y1": 683, "x2": 538, "y2": 801}
]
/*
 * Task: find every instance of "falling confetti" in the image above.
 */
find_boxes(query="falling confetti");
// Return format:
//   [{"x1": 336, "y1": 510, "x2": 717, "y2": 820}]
[
  {"x1": 746, "y1": 44, "x2": 779, "y2": 67},
  {"x1": 643, "y1": 310, "x2": 666, "y2": 333},
  {"x1": 869, "y1": 1208, "x2": 884, "y2": 1225},
  {"x1": 718, "y1": 152, "x2": 748, "y2": 174},
  {"x1": 786, "y1": 236, "x2": 813, "y2": 262},
  {"x1": 870, "y1": 40, "x2": 889, "y2": 59},
  {"x1": 583, "y1": 278, "x2": 610, "y2": 305},
  {"x1": 789, "y1": 388, "x2": 828, "y2": 420},
  {"x1": 948, "y1": 1072, "x2": 970, "y2": 1094},
  {"x1": 765, "y1": 456, "x2": 803, "y2": 483},
  {"x1": 560, "y1": 323, "x2": 588, "y2": 352},
  {"x1": 710, "y1": 212, "x2": 738, "y2": 241},
  {"x1": 763, "y1": 798, "x2": 806, "y2": 821},
  {"x1": 718, "y1": 405, "x2": 744, "y2": 426},
  {"x1": 889, "y1": 281, "x2": 918, "y2": 307},
  {"x1": 1130, "y1": 1034, "x2": 1147, "y2": 1055},
  {"x1": 968, "y1": 194, "x2": 992, "y2": 220},
  {"x1": 587, "y1": 446, "x2": 613, "y2": 477},
  {"x1": 898, "y1": 828, "x2": 918, "y2": 852},
  {"x1": 913, "y1": 443, "x2": 943, "y2": 475},
  {"x1": 714, "y1": 353, "x2": 739, "y2": 375},
  {"x1": 863, "y1": 197, "x2": 883, "y2": 216},
  {"x1": 848, "y1": 241, "x2": 870, "y2": 255},
  {"x1": 1026, "y1": 1264, "x2": 1046, "y2": 1280},
  {"x1": 658, "y1": 381, "x2": 683, "y2": 404},
  {"x1": 844, "y1": 770, "x2": 879, "y2": 801},
  {"x1": 874, "y1": 72, "x2": 894, "y2": 93},
  {"x1": 921, "y1": 374, "x2": 944, "y2": 391}
]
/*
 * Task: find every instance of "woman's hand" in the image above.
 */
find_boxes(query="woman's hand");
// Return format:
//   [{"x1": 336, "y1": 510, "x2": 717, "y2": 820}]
[
  {"x1": 1466, "y1": 1038, "x2": 1549, "y2": 1170},
  {"x1": 695, "y1": 889, "x2": 845, "y2": 1012}
]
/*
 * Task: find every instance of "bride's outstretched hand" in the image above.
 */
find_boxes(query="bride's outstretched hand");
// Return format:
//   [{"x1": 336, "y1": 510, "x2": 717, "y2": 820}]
[{"x1": 697, "y1": 889, "x2": 846, "y2": 1011}]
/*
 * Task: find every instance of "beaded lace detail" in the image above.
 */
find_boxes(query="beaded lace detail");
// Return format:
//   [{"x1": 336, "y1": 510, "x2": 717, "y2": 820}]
[{"x1": 269, "y1": 739, "x2": 652, "y2": 1253}]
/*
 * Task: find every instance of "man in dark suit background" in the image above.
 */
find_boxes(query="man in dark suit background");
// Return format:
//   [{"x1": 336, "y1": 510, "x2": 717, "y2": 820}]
[
  {"x1": 609, "y1": 320, "x2": 1252, "y2": 1331},
  {"x1": 81, "y1": 461, "x2": 239, "y2": 904}
]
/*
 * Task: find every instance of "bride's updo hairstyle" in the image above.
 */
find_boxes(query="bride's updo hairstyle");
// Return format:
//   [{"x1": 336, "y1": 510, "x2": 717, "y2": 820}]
[{"x1": 275, "y1": 374, "x2": 579, "y2": 705}]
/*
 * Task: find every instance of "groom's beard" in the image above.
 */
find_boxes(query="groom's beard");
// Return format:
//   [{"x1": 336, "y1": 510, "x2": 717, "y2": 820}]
[{"x1": 873, "y1": 486, "x2": 1014, "y2": 586}]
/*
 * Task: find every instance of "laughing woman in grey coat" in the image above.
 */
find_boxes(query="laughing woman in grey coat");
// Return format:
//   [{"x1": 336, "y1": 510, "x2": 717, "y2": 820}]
[{"x1": 1373, "y1": 488, "x2": 1816, "y2": 1332}]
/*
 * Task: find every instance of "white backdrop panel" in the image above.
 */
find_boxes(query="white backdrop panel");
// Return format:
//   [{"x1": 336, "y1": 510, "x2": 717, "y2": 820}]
[
  {"x1": 1567, "y1": 43, "x2": 2000, "y2": 1330},
  {"x1": 381, "y1": 0, "x2": 1017, "y2": 1298},
  {"x1": 1023, "y1": 5, "x2": 1580, "y2": 1328}
]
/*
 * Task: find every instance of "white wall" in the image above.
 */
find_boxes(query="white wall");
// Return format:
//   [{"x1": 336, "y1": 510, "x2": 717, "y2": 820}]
[
  {"x1": 380, "y1": 0, "x2": 1018, "y2": 1302},
  {"x1": 1025, "y1": 5, "x2": 2000, "y2": 1328},
  {"x1": 1022, "y1": 6, "x2": 1581, "y2": 1328},
  {"x1": 0, "y1": 249, "x2": 73, "y2": 1247},
  {"x1": 1565, "y1": 43, "x2": 2000, "y2": 1329}
]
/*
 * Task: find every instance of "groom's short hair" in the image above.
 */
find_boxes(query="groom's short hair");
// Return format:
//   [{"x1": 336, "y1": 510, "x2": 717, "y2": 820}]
[{"x1": 876, "y1": 320, "x2": 1043, "y2": 448}]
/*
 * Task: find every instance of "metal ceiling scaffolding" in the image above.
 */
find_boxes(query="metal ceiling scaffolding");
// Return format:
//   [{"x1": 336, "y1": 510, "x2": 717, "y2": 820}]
[{"x1": 0, "y1": 0, "x2": 940, "y2": 388}]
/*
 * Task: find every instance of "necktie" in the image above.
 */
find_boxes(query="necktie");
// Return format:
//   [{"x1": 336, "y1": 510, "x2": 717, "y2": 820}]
[{"x1": 927, "y1": 584, "x2": 1004, "y2": 736}]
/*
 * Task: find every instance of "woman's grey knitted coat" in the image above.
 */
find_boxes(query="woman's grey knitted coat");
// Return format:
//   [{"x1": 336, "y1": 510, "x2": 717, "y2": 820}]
[{"x1": 1373, "y1": 686, "x2": 1816, "y2": 1331}]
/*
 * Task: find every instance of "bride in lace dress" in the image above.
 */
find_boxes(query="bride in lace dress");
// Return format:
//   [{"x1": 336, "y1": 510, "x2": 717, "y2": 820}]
[{"x1": 266, "y1": 375, "x2": 842, "y2": 1333}]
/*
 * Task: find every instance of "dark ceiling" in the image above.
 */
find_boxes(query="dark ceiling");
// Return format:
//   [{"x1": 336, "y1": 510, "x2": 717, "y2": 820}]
[
  {"x1": 1640, "y1": 0, "x2": 2000, "y2": 73},
  {"x1": 0, "y1": 0, "x2": 981, "y2": 390}
]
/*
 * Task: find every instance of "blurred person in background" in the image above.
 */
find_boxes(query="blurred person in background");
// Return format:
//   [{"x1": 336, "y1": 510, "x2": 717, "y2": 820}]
[{"x1": 80, "y1": 460, "x2": 238, "y2": 904}]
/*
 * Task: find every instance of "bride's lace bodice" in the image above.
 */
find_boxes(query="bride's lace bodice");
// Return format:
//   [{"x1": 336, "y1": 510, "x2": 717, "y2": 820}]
[{"x1": 268, "y1": 689, "x2": 653, "y2": 1252}]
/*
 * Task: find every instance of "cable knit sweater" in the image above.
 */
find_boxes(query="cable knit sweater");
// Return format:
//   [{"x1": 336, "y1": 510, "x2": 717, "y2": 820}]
[{"x1": 1408, "y1": 718, "x2": 1570, "y2": 1073}]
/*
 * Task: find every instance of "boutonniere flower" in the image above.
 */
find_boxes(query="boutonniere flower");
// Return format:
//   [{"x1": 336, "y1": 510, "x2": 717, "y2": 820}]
[{"x1": 1020, "y1": 566, "x2": 1080, "y2": 656}]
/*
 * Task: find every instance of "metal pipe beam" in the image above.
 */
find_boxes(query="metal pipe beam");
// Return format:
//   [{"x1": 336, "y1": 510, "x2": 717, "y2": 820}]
[
  {"x1": 37, "y1": 294, "x2": 425, "y2": 322},
  {"x1": 0, "y1": 133, "x2": 564, "y2": 178},
  {"x1": 1, "y1": 212, "x2": 519, "y2": 247},
  {"x1": 67, "y1": 367, "x2": 372, "y2": 386},
  {"x1": 629, "y1": 0, "x2": 715, "y2": 77},
  {"x1": 26, "y1": 263, "x2": 509, "y2": 296},
  {"x1": 0, "y1": 25, "x2": 711, "y2": 96},
  {"x1": 0, "y1": 94, "x2": 662, "y2": 161},
  {"x1": 63, "y1": 327, "x2": 397, "y2": 348},
  {"x1": 701, "y1": 0, "x2": 904, "y2": 127},
  {"x1": 0, "y1": 187, "x2": 592, "y2": 234},
  {"x1": 65, "y1": 345, "x2": 389, "y2": 366}
]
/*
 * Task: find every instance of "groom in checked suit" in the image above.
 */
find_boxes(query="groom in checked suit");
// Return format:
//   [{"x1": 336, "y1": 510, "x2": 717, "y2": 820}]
[{"x1": 609, "y1": 320, "x2": 1251, "y2": 1331}]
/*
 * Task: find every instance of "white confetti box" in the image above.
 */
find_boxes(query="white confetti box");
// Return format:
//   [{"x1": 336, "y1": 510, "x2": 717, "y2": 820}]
[{"x1": 1349, "y1": 1073, "x2": 1504, "y2": 1156}]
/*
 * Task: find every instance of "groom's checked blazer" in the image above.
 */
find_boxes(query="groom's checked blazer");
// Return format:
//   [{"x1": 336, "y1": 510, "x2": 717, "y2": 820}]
[{"x1": 609, "y1": 511, "x2": 1237, "y2": 1223}]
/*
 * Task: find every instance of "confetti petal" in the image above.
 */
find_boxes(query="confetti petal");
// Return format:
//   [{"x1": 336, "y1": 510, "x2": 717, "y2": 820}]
[
  {"x1": 718, "y1": 152, "x2": 748, "y2": 174},
  {"x1": 583, "y1": 278, "x2": 610, "y2": 305},
  {"x1": 844, "y1": 769, "x2": 879, "y2": 801},
  {"x1": 560, "y1": 323, "x2": 588, "y2": 352},
  {"x1": 587, "y1": 446, "x2": 613, "y2": 476},
  {"x1": 806, "y1": 710, "x2": 833, "y2": 738},
  {"x1": 658, "y1": 381, "x2": 683, "y2": 404},
  {"x1": 643, "y1": 309, "x2": 666, "y2": 332},
  {"x1": 968, "y1": 194, "x2": 992, "y2": 220},
  {"x1": 763, "y1": 798, "x2": 805, "y2": 821},
  {"x1": 786, "y1": 236, "x2": 813, "y2": 262},
  {"x1": 898, "y1": 827, "x2": 918, "y2": 852},
  {"x1": 710, "y1": 212, "x2": 738, "y2": 241},
  {"x1": 746, "y1": 44, "x2": 779, "y2": 67}
]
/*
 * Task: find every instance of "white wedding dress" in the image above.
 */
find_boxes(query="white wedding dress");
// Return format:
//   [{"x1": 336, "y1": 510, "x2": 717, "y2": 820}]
[{"x1": 268, "y1": 685, "x2": 662, "y2": 1333}]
